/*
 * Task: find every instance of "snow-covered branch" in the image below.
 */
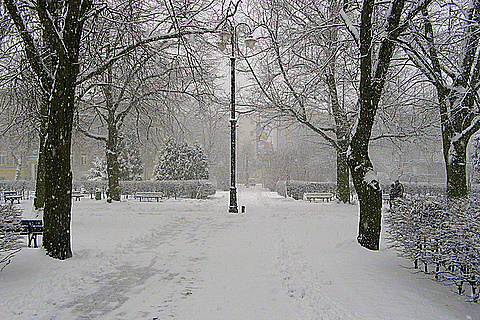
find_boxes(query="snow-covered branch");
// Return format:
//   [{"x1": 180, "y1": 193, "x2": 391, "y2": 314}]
[{"x1": 339, "y1": 8, "x2": 359, "y2": 46}]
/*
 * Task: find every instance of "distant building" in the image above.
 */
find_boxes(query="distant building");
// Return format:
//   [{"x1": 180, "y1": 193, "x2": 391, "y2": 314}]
[
  {"x1": 0, "y1": 134, "x2": 106, "y2": 182},
  {"x1": 0, "y1": 151, "x2": 37, "y2": 181}
]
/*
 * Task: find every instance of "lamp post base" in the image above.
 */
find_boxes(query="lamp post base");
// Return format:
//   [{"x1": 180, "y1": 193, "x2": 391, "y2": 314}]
[{"x1": 228, "y1": 187, "x2": 238, "y2": 213}]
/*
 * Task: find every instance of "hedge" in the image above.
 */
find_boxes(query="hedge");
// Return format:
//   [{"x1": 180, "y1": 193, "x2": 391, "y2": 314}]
[
  {"x1": 0, "y1": 204, "x2": 22, "y2": 270},
  {"x1": 73, "y1": 180, "x2": 216, "y2": 199},
  {"x1": 276, "y1": 180, "x2": 480, "y2": 201},
  {"x1": 276, "y1": 180, "x2": 337, "y2": 200},
  {"x1": 385, "y1": 196, "x2": 480, "y2": 302},
  {"x1": 0, "y1": 180, "x2": 34, "y2": 192}
]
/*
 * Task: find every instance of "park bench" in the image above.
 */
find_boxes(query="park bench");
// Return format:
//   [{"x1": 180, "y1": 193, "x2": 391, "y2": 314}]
[
  {"x1": 134, "y1": 192, "x2": 164, "y2": 202},
  {"x1": 18, "y1": 220, "x2": 43, "y2": 248},
  {"x1": 303, "y1": 192, "x2": 335, "y2": 202},
  {"x1": 71, "y1": 191, "x2": 85, "y2": 201},
  {"x1": 382, "y1": 194, "x2": 392, "y2": 209},
  {"x1": 3, "y1": 191, "x2": 22, "y2": 204}
]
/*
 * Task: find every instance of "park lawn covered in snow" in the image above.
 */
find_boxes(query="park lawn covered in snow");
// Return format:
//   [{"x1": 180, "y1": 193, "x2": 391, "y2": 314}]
[{"x1": 0, "y1": 186, "x2": 478, "y2": 320}]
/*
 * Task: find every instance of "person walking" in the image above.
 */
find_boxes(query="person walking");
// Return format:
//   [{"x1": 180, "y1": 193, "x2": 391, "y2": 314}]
[{"x1": 389, "y1": 183, "x2": 396, "y2": 201}]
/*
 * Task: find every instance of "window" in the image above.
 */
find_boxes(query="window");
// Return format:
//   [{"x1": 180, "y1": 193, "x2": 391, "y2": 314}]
[
  {"x1": 81, "y1": 155, "x2": 87, "y2": 166},
  {"x1": 0, "y1": 154, "x2": 5, "y2": 166}
]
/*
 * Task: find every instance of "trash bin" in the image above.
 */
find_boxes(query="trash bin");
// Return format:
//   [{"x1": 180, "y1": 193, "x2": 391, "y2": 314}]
[{"x1": 95, "y1": 191, "x2": 101, "y2": 200}]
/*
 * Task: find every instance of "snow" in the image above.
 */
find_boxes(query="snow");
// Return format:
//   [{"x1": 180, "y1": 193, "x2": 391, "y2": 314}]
[
  {"x1": 0, "y1": 186, "x2": 478, "y2": 320},
  {"x1": 339, "y1": 9, "x2": 359, "y2": 45}
]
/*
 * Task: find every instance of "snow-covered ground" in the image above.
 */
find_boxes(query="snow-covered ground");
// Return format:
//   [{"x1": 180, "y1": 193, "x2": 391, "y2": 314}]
[{"x1": 0, "y1": 186, "x2": 478, "y2": 320}]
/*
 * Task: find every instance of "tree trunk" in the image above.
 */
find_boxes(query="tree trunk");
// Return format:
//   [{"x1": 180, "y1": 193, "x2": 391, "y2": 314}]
[
  {"x1": 347, "y1": 0, "x2": 410, "y2": 250},
  {"x1": 106, "y1": 122, "x2": 121, "y2": 201},
  {"x1": 336, "y1": 150, "x2": 350, "y2": 203},
  {"x1": 42, "y1": 66, "x2": 75, "y2": 260},
  {"x1": 446, "y1": 137, "x2": 468, "y2": 197},
  {"x1": 34, "y1": 140, "x2": 46, "y2": 209},
  {"x1": 13, "y1": 154, "x2": 21, "y2": 180},
  {"x1": 34, "y1": 104, "x2": 48, "y2": 210},
  {"x1": 438, "y1": 91, "x2": 473, "y2": 198},
  {"x1": 355, "y1": 179, "x2": 382, "y2": 249},
  {"x1": 349, "y1": 151, "x2": 382, "y2": 250},
  {"x1": 326, "y1": 70, "x2": 351, "y2": 203}
]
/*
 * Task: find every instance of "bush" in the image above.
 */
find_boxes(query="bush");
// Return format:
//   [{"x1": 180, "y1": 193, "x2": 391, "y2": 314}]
[
  {"x1": 385, "y1": 196, "x2": 480, "y2": 302},
  {"x1": 379, "y1": 182, "x2": 480, "y2": 197},
  {"x1": 0, "y1": 204, "x2": 22, "y2": 270},
  {"x1": 276, "y1": 180, "x2": 337, "y2": 200},
  {"x1": 154, "y1": 139, "x2": 208, "y2": 181},
  {"x1": 73, "y1": 180, "x2": 216, "y2": 199},
  {"x1": 0, "y1": 180, "x2": 34, "y2": 193}
]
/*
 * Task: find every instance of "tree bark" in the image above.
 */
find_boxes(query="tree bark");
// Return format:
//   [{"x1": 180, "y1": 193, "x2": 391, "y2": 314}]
[
  {"x1": 336, "y1": 151, "x2": 350, "y2": 203},
  {"x1": 354, "y1": 171, "x2": 382, "y2": 249},
  {"x1": 33, "y1": 139, "x2": 46, "y2": 210},
  {"x1": 103, "y1": 63, "x2": 121, "y2": 202},
  {"x1": 446, "y1": 146, "x2": 468, "y2": 197},
  {"x1": 106, "y1": 121, "x2": 121, "y2": 201},
  {"x1": 42, "y1": 65, "x2": 76, "y2": 260},
  {"x1": 438, "y1": 81, "x2": 476, "y2": 199},
  {"x1": 326, "y1": 70, "x2": 350, "y2": 203},
  {"x1": 34, "y1": 101, "x2": 48, "y2": 210}
]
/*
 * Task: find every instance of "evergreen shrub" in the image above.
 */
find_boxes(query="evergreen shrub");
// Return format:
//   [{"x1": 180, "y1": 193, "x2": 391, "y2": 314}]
[{"x1": 154, "y1": 139, "x2": 208, "y2": 181}]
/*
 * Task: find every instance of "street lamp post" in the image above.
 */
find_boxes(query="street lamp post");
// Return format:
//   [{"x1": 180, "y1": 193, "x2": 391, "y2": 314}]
[{"x1": 218, "y1": 22, "x2": 256, "y2": 214}]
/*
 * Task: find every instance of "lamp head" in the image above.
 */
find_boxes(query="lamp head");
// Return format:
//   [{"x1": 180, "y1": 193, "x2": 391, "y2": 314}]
[
  {"x1": 244, "y1": 35, "x2": 256, "y2": 49},
  {"x1": 217, "y1": 42, "x2": 227, "y2": 51},
  {"x1": 219, "y1": 31, "x2": 232, "y2": 44}
]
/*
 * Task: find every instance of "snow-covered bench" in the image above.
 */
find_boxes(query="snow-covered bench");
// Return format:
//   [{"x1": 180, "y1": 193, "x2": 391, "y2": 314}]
[
  {"x1": 303, "y1": 192, "x2": 334, "y2": 202},
  {"x1": 134, "y1": 192, "x2": 164, "y2": 202},
  {"x1": 3, "y1": 191, "x2": 22, "y2": 204},
  {"x1": 71, "y1": 191, "x2": 85, "y2": 201},
  {"x1": 18, "y1": 220, "x2": 43, "y2": 248}
]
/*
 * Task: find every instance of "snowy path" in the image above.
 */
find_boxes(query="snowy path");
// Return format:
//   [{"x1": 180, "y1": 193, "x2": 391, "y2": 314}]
[{"x1": 0, "y1": 187, "x2": 478, "y2": 319}]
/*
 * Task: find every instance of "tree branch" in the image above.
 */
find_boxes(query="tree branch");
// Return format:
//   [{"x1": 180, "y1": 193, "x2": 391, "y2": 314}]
[{"x1": 4, "y1": 0, "x2": 53, "y2": 90}]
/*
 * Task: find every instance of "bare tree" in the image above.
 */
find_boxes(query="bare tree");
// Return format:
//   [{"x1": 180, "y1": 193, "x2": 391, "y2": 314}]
[
  {"x1": 346, "y1": 0, "x2": 431, "y2": 250},
  {"x1": 0, "y1": 9, "x2": 47, "y2": 207},
  {"x1": 244, "y1": 0, "x2": 358, "y2": 203},
  {"x1": 4, "y1": 0, "x2": 237, "y2": 259},
  {"x1": 397, "y1": 0, "x2": 480, "y2": 197},
  {"x1": 5, "y1": 0, "x2": 94, "y2": 259},
  {"x1": 76, "y1": 1, "x2": 222, "y2": 201}
]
